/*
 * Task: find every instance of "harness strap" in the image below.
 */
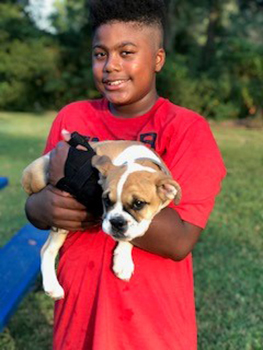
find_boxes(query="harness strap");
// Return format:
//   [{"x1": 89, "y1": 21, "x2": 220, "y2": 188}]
[{"x1": 56, "y1": 132, "x2": 103, "y2": 216}]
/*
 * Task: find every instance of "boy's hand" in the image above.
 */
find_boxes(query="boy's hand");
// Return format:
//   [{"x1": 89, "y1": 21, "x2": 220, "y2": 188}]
[
  {"x1": 25, "y1": 185, "x2": 101, "y2": 231},
  {"x1": 48, "y1": 140, "x2": 90, "y2": 185},
  {"x1": 48, "y1": 141, "x2": 70, "y2": 186}
]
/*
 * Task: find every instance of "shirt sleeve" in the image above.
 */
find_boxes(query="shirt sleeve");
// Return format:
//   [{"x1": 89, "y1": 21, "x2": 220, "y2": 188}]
[
  {"x1": 164, "y1": 117, "x2": 226, "y2": 229},
  {"x1": 43, "y1": 100, "x2": 98, "y2": 154},
  {"x1": 43, "y1": 108, "x2": 67, "y2": 154}
]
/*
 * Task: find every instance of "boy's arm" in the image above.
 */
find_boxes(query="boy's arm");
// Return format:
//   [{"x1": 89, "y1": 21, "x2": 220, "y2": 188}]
[{"x1": 132, "y1": 208, "x2": 202, "y2": 261}]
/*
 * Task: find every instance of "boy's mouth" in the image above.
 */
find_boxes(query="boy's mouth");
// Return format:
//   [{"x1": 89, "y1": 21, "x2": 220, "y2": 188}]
[{"x1": 103, "y1": 79, "x2": 130, "y2": 90}]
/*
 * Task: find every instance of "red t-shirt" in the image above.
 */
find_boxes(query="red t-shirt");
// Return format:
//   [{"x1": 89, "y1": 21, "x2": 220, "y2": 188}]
[{"x1": 44, "y1": 98, "x2": 226, "y2": 350}]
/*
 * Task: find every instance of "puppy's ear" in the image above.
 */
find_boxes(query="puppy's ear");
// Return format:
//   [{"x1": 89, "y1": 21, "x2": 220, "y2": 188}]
[
  {"x1": 156, "y1": 176, "x2": 182, "y2": 205},
  {"x1": 92, "y1": 155, "x2": 114, "y2": 177}
]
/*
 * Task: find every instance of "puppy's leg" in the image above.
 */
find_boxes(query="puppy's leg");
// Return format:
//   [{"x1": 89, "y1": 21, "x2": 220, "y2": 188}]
[
  {"x1": 113, "y1": 241, "x2": 134, "y2": 281},
  {"x1": 22, "y1": 154, "x2": 50, "y2": 194},
  {"x1": 41, "y1": 228, "x2": 68, "y2": 300}
]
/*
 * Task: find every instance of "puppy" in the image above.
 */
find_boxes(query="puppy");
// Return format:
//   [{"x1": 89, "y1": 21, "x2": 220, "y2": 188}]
[{"x1": 22, "y1": 132, "x2": 181, "y2": 300}]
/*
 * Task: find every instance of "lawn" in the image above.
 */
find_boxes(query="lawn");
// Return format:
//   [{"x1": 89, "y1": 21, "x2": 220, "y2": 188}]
[
  {"x1": 0, "y1": 112, "x2": 263, "y2": 349},
  {"x1": 0, "y1": 111, "x2": 55, "y2": 350}
]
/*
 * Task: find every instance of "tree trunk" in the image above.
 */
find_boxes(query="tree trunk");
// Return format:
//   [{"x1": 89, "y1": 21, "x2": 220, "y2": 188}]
[
  {"x1": 201, "y1": 0, "x2": 221, "y2": 70},
  {"x1": 164, "y1": 0, "x2": 178, "y2": 53}
]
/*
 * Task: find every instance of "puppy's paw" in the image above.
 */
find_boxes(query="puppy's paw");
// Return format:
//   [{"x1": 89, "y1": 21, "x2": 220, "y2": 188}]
[
  {"x1": 43, "y1": 281, "x2": 65, "y2": 300},
  {"x1": 22, "y1": 155, "x2": 49, "y2": 194},
  {"x1": 21, "y1": 169, "x2": 34, "y2": 195},
  {"x1": 113, "y1": 253, "x2": 134, "y2": 281}
]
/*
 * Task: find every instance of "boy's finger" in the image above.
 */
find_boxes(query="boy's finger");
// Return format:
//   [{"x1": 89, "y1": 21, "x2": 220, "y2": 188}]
[
  {"x1": 55, "y1": 198, "x2": 88, "y2": 211},
  {"x1": 48, "y1": 185, "x2": 73, "y2": 197},
  {"x1": 47, "y1": 185, "x2": 102, "y2": 212},
  {"x1": 54, "y1": 208, "x2": 96, "y2": 222}
]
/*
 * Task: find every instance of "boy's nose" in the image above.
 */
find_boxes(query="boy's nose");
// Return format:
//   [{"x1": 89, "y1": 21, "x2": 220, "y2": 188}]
[{"x1": 104, "y1": 54, "x2": 121, "y2": 72}]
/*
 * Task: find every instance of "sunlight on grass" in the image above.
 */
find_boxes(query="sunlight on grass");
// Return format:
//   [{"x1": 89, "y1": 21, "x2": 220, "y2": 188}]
[{"x1": 0, "y1": 112, "x2": 55, "y2": 245}]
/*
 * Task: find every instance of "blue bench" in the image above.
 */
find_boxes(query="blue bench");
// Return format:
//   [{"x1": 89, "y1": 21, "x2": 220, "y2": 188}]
[
  {"x1": 0, "y1": 177, "x2": 8, "y2": 190},
  {"x1": 0, "y1": 224, "x2": 49, "y2": 332}
]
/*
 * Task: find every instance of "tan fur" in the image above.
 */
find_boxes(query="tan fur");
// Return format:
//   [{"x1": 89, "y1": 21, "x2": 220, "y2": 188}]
[
  {"x1": 91, "y1": 140, "x2": 141, "y2": 160},
  {"x1": 22, "y1": 155, "x2": 49, "y2": 194},
  {"x1": 122, "y1": 171, "x2": 181, "y2": 221}
]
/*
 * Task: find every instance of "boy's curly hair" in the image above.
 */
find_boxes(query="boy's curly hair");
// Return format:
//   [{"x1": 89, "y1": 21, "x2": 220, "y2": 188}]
[{"x1": 88, "y1": 0, "x2": 166, "y2": 38}]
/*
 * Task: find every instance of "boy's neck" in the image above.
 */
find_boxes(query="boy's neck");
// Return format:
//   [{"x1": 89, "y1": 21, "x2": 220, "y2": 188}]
[{"x1": 108, "y1": 92, "x2": 159, "y2": 118}]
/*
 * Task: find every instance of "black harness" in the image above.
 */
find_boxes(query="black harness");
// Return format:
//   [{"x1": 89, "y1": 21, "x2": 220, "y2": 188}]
[{"x1": 56, "y1": 132, "x2": 103, "y2": 217}]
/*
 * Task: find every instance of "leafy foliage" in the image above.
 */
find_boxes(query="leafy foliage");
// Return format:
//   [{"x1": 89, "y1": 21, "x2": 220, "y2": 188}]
[
  {"x1": 0, "y1": 3, "x2": 59, "y2": 111},
  {"x1": 0, "y1": 0, "x2": 262, "y2": 119},
  {"x1": 158, "y1": 0, "x2": 263, "y2": 120}
]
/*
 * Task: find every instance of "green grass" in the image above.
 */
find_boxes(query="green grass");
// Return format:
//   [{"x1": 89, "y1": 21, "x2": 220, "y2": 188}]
[
  {"x1": 0, "y1": 112, "x2": 263, "y2": 349},
  {"x1": 0, "y1": 111, "x2": 55, "y2": 246},
  {"x1": 194, "y1": 125, "x2": 263, "y2": 349},
  {"x1": 0, "y1": 111, "x2": 55, "y2": 350}
]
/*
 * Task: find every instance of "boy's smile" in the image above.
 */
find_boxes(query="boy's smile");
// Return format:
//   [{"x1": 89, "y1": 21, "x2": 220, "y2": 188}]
[
  {"x1": 92, "y1": 21, "x2": 165, "y2": 117},
  {"x1": 103, "y1": 77, "x2": 130, "y2": 90}
]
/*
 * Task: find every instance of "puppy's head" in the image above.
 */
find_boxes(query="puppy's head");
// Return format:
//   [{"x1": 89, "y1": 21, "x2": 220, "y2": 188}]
[{"x1": 92, "y1": 155, "x2": 181, "y2": 241}]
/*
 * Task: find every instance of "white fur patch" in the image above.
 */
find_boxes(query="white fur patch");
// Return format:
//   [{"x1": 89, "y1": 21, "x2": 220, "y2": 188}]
[
  {"x1": 113, "y1": 241, "x2": 134, "y2": 280},
  {"x1": 41, "y1": 229, "x2": 68, "y2": 300},
  {"x1": 113, "y1": 145, "x2": 161, "y2": 167}
]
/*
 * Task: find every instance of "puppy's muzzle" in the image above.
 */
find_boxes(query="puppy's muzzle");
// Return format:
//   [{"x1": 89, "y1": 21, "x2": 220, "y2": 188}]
[{"x1": 110, "y1": 216, "x2": 128, "y2": 237}]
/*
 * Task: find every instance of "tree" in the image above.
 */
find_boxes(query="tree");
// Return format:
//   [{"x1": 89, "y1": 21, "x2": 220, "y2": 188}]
[
  {"x1": 0, "y1": 2, "x2": 58, "y2": 110},
  {"x1": 1, "y1": 0, "x2": 262, "y2": 118},
  {"x1": 45, "y1": 0, "x2": 98, "y2": 107}
]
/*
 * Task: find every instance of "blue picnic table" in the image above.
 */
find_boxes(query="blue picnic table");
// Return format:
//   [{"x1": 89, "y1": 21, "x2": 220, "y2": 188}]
[
  {"x1": 0, "y1": 177, "x2": 8, "y2": 189},
  {"x1": 0, "y1": 224, "x2": 50, "y2": 332}
]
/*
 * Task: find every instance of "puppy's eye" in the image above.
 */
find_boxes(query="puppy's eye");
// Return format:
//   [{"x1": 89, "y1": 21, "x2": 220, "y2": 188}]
[
  {"x1": 131, "y1": 200, "x2": 147, "y2": 211},
  {"x1": 103, "y1": 194, "x2": 113, "y2": 208}
]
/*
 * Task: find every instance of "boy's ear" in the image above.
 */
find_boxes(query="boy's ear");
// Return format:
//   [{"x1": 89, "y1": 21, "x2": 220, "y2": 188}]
[{"x1": 155, "y1": 48, "x2": 166, "y2": 73}]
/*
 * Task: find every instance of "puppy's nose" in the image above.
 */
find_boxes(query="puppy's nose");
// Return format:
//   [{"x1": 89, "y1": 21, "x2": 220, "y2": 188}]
[{"x1": 110, "y1": 216, "x2": 128, "y2": 233}]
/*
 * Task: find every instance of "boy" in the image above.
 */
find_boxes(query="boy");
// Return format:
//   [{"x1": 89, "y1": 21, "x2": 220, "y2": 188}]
[{"x1": 25, "y1": 0, "x2": 226, "y2": 349}]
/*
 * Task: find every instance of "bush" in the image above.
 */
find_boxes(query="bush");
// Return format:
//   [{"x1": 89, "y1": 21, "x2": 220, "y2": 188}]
[
  {"x1": 0, "y1": 39, "x2": 59, "y2": 111},
  {"x1": 157, "y1": 55, "x2": 239, "y2": 120},
  {"x1": 157, "y1": 41, "x2": 263, "y2": 120}
]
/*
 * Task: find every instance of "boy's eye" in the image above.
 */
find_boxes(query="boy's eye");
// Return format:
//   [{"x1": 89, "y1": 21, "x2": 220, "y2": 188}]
[
  {"x1": 121, "y1": 51, "x2": 134, "y2": 56},
  {"x1": 94, "y1": 52, "x2": 106, "y2": 59},
  {"x1": 131, "y1": 200, "x2": 147, "y2": 211}
]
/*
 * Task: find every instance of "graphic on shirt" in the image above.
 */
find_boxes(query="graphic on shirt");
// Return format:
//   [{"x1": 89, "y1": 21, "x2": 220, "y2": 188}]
[{"x1": 139, "y1": 132, "x2": 157, "y2": 149}]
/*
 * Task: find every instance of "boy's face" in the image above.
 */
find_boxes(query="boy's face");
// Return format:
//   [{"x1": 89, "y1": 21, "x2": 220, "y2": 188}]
[{"x1": 92, "y1": 21, "x2": 165, "y2": 113}]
